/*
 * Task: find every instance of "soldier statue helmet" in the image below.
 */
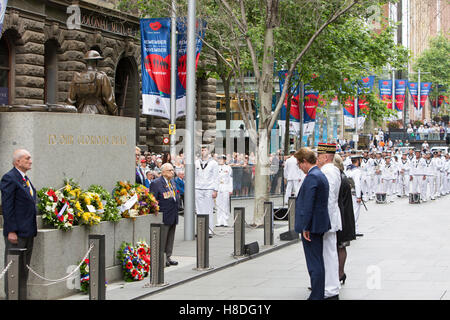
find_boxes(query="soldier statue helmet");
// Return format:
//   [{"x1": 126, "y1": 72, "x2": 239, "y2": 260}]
[{"x1": 67, "y1": 50, "x2": 118, "y2": 115}]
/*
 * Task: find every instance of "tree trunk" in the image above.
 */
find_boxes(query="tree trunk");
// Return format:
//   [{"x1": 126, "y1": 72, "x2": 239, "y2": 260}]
[{"x1": 253, "y1": 20, "x2": 276, "y2": 225}]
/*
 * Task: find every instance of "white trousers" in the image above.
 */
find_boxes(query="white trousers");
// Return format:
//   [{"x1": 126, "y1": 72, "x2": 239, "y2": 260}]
[
  {"x1": 397, "y1": 174, "x2": 410, "y2": 196},
  {"x1": 285, "y1": 180, "x2": 301, "y2": 204},
  {"x1": 323, "y1": 231, "x2": 340, "y2": 298},
  {"x1": 381, "y1": 179, "x2": 395, "y2": 201},
  {"x1": 352, "y1": 195, "x2": 361, "y2": 234},
  {"x1": 374, "y1": 174, "x2": 383, "y2": 193},
  {"x1": 195, "y1": 189, "x2": 215, "y2": 234},
  {"x1": 361, "y1": 175, "x2": 370, "y2": 200},
  {"x1": 411, "y1": 176, "x2": 424, "y2": 195},
  {"x1": 216, "y1": 191, "x2": 230, "y2": 226}
]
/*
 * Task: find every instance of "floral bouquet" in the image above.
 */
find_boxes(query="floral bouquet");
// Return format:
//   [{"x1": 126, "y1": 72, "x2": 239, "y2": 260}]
[
  {"x1": 116, "y1": 241, "x2": 151, "y2": 282},
  {"x1": 87, "y1": 185, "x2": 121, "y2": 222},
  {"x1": 37, "y1": 187, "x2": 75, "y2": 231},
  {"x1": 113, "y1": 181, "x2": 159, "y2": 219},
  {"x1": 79, "y1": 258, "x2": 107, "y2": 294},
  {"x1": 73, "y1": 191, "x2": 103, "y2": 226},
  {"x1": 80, "y1": 258, "x2": 90, "y2": 293}
]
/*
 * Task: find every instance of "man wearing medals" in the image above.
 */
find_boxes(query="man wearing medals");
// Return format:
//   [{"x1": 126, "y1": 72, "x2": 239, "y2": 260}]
[
  {"x1": 397, "y1": 153, "x2": 411, "y2": 197},
  {"x1": 195, "y1": 145, "x2": 219, "y2": 237},
  {"x1": 149, "y1": 163, "x2": 180, "y2": 267},
  {"x1": 216, "y1": 155, "x2": 233, "y2": 227}
]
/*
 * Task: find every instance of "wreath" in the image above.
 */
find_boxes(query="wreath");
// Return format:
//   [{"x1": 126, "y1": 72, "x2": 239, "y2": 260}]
[
  {"x1": 37, "y1": 187, "x2": 75, "y2": 231},
  {"x1": 79, "y1": 258, "x2": 108, "y2": 294},
  {"x1": 116, "y1": 241, "x2": 151, "y2": 282},
  {"x1": 113, "y1": 181, "x2": 159, "y2": 219},
  {"x1": 87, "y1": 185, "x2": 121, "y2": 222}
]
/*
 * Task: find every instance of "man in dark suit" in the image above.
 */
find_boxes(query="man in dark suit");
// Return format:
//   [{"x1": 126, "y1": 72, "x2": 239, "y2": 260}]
[
  {"x1": 149, "y1": 163, "x2": 180, "y2": 267},
  {"x1": 1, "y1": 149, "x2": 37, "y2": 300},
  {"x1": 294, "y1": 147, "x2": 331, "y2": 300}
]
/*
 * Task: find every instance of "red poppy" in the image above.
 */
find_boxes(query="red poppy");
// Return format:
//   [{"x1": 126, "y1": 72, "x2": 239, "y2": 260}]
[
  {"x1": 131, "y1": 269, "x2": 138, "y2": 277},
  {"x1": 126, "y1": 261, "x2": 133, "y2": 270}
]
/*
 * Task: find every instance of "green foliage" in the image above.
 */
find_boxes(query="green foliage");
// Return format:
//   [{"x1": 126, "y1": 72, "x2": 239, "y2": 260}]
[
  {"x1": 412, "y1": 35, "x2": 450, "y2": 91},
  {"x1": 87, "y1": 185, "x2": 122, "y2": 222}
]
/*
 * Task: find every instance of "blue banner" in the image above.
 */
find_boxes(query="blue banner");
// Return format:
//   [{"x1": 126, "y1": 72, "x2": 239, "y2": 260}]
[
  {"x1": 141, "y1": 18, "x2": 205, "y2": 119},
  {"x1": 141, "y1": 18, "x2": 172, "y2": 118},
  {"x1": 379, "y1": 79, "x2": 393, "y2": 110},
  {"x1": 322, "y1": 117, "x2": 327, "y2": 143},
  {"x1": 408, "y1": 82, "x2": 419, "y2": 109}
]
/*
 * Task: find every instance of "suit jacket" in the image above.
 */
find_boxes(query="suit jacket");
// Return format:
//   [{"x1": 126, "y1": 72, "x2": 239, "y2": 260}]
[
  {"x1": 337, "y1": 171, "x2": 356, "y2": 243},
  {"x1": 136, "y1": 167, "x2": 145, "y2": 185},
  {"x1": 295, "y1": 166, "x2": 331, "y2": 235},
  {"x1": 149, "y1": 176, "x2": 180, "y2": 225},
  {"x1": 0, "y1": 168, "x2": 38, "y2": 238}
]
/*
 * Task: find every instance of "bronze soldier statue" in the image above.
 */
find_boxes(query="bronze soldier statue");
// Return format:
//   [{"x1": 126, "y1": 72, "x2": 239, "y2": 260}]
[{"x1": 68, "y1": 50, "x2": 118, "y2": 115}]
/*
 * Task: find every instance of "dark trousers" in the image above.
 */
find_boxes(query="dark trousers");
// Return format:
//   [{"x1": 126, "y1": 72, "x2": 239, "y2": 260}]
[
  {"x1": 4, "y1": 236, "x2": 34, "y2": 300},
  {"x1": 161, "y1": 224, "x2": 176, "y2": 260},
  {"x1": 301, "y1": 233, "x2": 325, "y2": 300}
]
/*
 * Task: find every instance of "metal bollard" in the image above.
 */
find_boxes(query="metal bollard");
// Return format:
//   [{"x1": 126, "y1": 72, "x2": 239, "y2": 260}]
[
  {"x1": 6, "y1": 248, "x2": 27, "y2": 300},
  {"x1": 194, "y1": 215, "x2": 213, "y2": 270},
  {"x1": 233, "y1": 207, "x2": 245, "y2": 257},
  {"x1": 148, "y1": 223, "x2": 167, "y2": 287},
  {"x1": 88, "y1": 234, "x2": 106, "y2": 300},
  {"x1": 264, "y1": 201, "x2": 274, "y2": 246},
  {"x1": 288, "y1": 196, "x2": 296, "y2": 231}
]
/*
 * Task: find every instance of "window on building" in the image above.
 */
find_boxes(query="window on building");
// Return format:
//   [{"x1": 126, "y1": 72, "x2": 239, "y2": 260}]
[
  {"x1": 0, "y1": 37, "x2": 10, "y2": 105},
  {"x1": 44, "y1": 40, "x2": 58, "y2": 104}
]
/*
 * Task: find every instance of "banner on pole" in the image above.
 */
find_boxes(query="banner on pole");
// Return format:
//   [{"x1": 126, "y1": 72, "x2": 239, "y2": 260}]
[
  {"x1": 140, "y1": 18, "x2": 205, "y2": 119},
  {"x1": 357, "y1": 76, "x2": 375, "y2": 129},
  {"x1": 379, "y1": 80, "x2": 393, "y2": 110},
  {"x1": 419, "y1": 82, "x2": 432, "y2": 109},
  {"x1": 343, "y1": 97, "x2": 355, "y2": 128},
  {"x1": 303, "y1": 84, "x2": 319, "y2": 136},
  {"x1": 278, "y1": 71, "x2": 300, "y2": 136},
  {"x1": 394, "y1": 79, "x2": 407, "y2": 120}
]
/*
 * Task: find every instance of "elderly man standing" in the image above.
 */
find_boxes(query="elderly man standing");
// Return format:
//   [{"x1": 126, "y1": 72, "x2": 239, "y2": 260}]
[
  {"x1": 317, "y1": 143, "x2": 342, "y2": 300},
  {"x1": 149, "y1": 163, "x2": 180, "y2": 267},
  {"x1": 1, "y1": 149, "x2": 37, "y2": 300}
]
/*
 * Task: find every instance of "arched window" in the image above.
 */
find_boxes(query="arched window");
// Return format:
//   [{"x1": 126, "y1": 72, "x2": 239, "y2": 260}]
[
  {"x1": 0, "y1": 36, "x2": 10, "y2": 105},
  {"x1": 44, "y1": 40, "x2": 59, "y2": 104}
]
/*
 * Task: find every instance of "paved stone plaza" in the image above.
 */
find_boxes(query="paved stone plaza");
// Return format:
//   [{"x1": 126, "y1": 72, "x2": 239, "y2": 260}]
[
  {"x1": 143, "y1": 195, "x2": 450, "y2": 301},
  {"x1": 60, "y1": 194, "x2": 450, "y2": 300}
]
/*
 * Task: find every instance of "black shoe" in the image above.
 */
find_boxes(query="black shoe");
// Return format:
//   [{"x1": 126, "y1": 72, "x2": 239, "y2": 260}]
[
  {"x1": 167, "y1": 258, "x2": 178, "y2": 266},
  {"x1": 209, "y1": 234, "x2": 213, "y2": 238},
  {"x1": 165, "y1": 261, "x2": 171, "y2": 267},
  {"x1": 324, "y1": 294, "x2": 339, "y2": 300},
  {"x1": 340, "y1": 273, "x2": 347, "y2": 285},
  {"x1": 355, "y1": 233, "x2": 364, "y2": 237},
  {"x1": 308, "y1": 287, "x2": 312, "y2": 291}
]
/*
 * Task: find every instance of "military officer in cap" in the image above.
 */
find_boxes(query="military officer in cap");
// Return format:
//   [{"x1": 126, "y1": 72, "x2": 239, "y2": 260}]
[
  {"x1": 68, "y1": 50, "x2": 118, "y2": 115},
  {"x1": 317, "y1": 143, "x2": 342, "y2": 300}
]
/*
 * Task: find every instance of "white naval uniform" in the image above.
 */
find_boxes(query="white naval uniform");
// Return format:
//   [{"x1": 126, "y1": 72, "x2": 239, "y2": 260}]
[
  {"x1": 381, "y1": 162, "x2": 397, "y2": 202},
  {"x1": 397, "y1": 159, "x2": 411, "y2": 196},
  {"x1": 410, "y1": 157, "x2": 426, "y2": 198},
  {"x1": 431, "y1": 157, "x2": 443, "y2": 198},
  {"x1": 320, "y1": 163, "x2": 342, "y2": 299},
  {"x1": 283, "y1": 155, "x2": 305, "y2": 204},
  {"x1": 360, "y1": 158, "x2": 372, "y2": 201},
  {"x1": 195, "y1": 157, "x2": 219, "y2": 234},
  {"x1": 216, "y1": 164, "x2": 233, "y2": 226},
  {"x1": 423, "y1": 159, "x2": 435, "y2": 201},
  {"x1": 345, "y1": 164, "x2": 362, "y2": 234},
  {"x1": 373, "y1": 158, "x2": 384, "y2": 194},
  {"x1": 444, "y1": 159, "x2": 450, "y2": 194}
]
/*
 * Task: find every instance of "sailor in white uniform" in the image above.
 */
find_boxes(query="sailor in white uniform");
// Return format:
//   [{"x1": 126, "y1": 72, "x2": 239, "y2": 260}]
[
  {"x1": 410, "y1": 150, "x2": 426, "y2": 202},
  {"x1": 195, "y1": 145, "x2": 219, "y2": 237},
  {"x1": 431, "y1": 151, "x2": 443, "y2": 198},
  {"x1": 373, "y1": 152, "x2": 385, "y2": 194},
  {"x1": 360, "y1": 151, "x2": 372, "y2": 201},
  {"x1": 381, "y1": 156, "x2": 397, "y2": 202},
  {"x1": 283, "y1": 149, "x2": 305, "y2": 205},
  {"x1": 423, "y1": 151, "x2": 435, "y2": 201},
  {"x1": 397, "y1": 153, "x2": 411, "y2": 197},
  {"x1": 216, "y1": 155, "x2": 233, "y2": 227}
]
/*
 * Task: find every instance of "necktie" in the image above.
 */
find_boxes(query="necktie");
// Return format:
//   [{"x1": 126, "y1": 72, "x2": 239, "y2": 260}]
[{"x1": 24, "y1": 176, "x2": 33, "y2": 196}]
